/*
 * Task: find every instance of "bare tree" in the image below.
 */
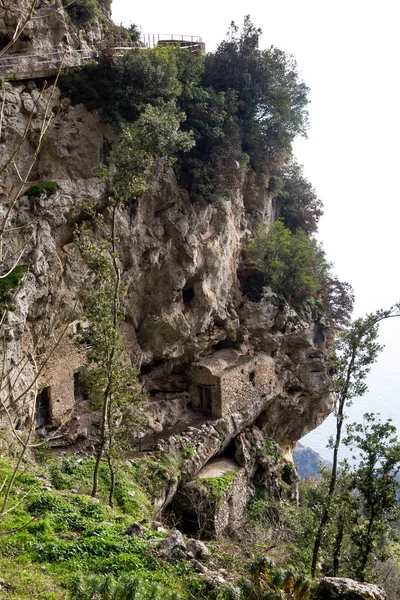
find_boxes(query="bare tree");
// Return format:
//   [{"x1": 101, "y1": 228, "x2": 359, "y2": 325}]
[{"x1": 0, "y1": 0, "x2": 78, "y2": 521}]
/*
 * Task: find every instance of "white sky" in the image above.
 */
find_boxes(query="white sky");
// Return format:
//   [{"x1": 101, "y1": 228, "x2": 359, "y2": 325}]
[{"x1": 111, "y1": 1, "x2": 400, "y2": 429}]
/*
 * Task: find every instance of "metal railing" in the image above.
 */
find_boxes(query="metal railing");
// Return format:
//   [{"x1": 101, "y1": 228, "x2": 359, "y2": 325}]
[
  {"x1": 142, "y1": 33, "x2": 203, "y2": 49},
  {"x1": 0, "y1": 35, "x2": 204, "y2": 80},
  {"x1": 0, "y1": 49, "x2": 98, "y2": 77}
]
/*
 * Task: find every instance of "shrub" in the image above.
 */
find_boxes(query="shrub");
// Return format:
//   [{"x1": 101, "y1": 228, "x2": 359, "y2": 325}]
[
  {"x1": 0, "y1": 265, "x2": 27, "y2": 315},
  {"x1": 270, "y1": 157, "x2": 323, "y2": 235},
  {"x1": 182, "y1": 444, "x2": 196, "y2": 459},
  {"x1": 244, "y1": 220, "x2": 322, "y2": 304},
  {"x1": 244, "y1": 220, "x2": 354, "y2": 326},
  {"x1": 26, "y1": 181, "x2": 58, "y2": 198},
  {"x1": 63, "y1": 0, "x2": 98, "y2": 26},
  {"x1": 199, "y1": 472, "x2": 235, "y2": 505}
]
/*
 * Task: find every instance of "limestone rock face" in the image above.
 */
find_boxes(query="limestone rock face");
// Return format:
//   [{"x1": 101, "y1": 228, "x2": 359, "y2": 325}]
[
  {"x1": 0, "y1": 0, "x2": 104, "y2": 60},
  {"x1": 0, "y1": 76, "x2": 333, "y2": 471},
  {"x1": 314, "y1": 577, "x2": 387, "y2": 600}
]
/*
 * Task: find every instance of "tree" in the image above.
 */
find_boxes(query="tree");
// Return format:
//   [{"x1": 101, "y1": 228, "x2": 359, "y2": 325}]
[
  {"x1": 76, "y1": 223, "x2": 141, "y2": 505},
  {"x1": 244, "y1": 220, "x2": 329, "y2": 305},
  {"x1": 343, "y1": 414, "x2": 400, "y2": 580},
  {"x1": 0, "y1": 0, "x2": 80, "y2": 520},
  {"x1": 204, "y1": 16, "x2": 310, "y2": 172},
  {"x1": 75, "y1": 101, "x2": 193, "y2": 502},
  {"x1": 270, "y1": 157, "x2": 323, "y2": 235},
  {"x1": 310, "y1": 305, "x2": 400, "y2": 577}
]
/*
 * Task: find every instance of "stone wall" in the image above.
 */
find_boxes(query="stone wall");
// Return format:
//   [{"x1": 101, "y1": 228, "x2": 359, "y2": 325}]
[
  {"x1": 38, "y1": 323, "x2": 86, "y2": 427},
  {"x1": 219, "y1": 354, "x2": 275, "y2": 418},
  {"x1": 189, "y1": 350, "x2": 276, "y2": 419},
  {"x1": 189, "y1": 366, "x2": 221, "y2": 417}
]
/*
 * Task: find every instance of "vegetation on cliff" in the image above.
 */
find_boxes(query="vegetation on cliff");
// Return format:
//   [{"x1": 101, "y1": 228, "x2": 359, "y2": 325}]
[{"x1": 1, "y1": 5, "x2": 400, "y2": 600}]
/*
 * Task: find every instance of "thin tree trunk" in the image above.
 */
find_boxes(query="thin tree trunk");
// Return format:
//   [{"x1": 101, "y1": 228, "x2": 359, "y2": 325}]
[
  {"x1": 107, "y1": 451, "x2": 115, "y2": 508},
  {"x1": 333, "y1": 513, "x2": 345, "y2": 576},
  {"x1": 358, "y1": 509, "x2": 375, "y2": 581},
  {"x1": 92, "y1": 202, "x2": 120, "y2": 499},
  {"x1": 311, "y1": 348, "x2": 357, "y2": 577},
  {"x1": 91, "y1": 383, "x2": 111, "y2": 498}
]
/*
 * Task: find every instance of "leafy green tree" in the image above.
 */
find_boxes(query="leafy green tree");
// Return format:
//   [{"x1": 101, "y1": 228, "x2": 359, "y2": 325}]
[
  {"x1": 76, "y1": 99, "x2": 193, "y2": 503},
  {"x1": 76, "y1": 224, "x2": 141, "y2": 505},
  {"x1": 61, "y1": 46, "x2": 183, "y2": 125},
  {"x1": 204, "y1": 16, "x2": 309, "y2": 172},
  {"x1": 343, "y1": 414, "x2": 400, "y2": 580},
  {"x1": 270, "y1": 157, "x2": 323, "y2": 235},
  {"x1": 310, "y1": 305, "x2": 400, "y2": 577},
  {"x1": 244, "y1": 220, "x2": 325, "y2": 304}
]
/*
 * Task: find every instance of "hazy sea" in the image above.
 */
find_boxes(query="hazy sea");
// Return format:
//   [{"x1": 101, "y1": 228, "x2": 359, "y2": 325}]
[{"x1": 300, "y1": 356, "x2": 400, "y2": 462}]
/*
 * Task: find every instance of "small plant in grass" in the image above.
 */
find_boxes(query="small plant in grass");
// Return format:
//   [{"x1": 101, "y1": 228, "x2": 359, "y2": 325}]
[{"x1": 240, "y1": 555, "x2": 311, "y2": 600}]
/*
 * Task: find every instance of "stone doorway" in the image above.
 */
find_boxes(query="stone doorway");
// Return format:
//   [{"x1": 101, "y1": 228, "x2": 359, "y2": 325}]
[
  {"x1": 35, "y1": 387, "x2": 51, "y2": 428},
  {"x1": 198, "y1": 385, "x2": 212, "y2": 415}
]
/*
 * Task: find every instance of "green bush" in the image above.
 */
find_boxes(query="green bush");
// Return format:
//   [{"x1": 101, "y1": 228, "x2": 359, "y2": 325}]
[
  {"x1": 244, "y1": 220, "x2": 324, "y2": 304},
  {"x1": 26, "y1": 181, "x2": 58, "y2": 198},
  {"x1": 63, "y1": 0, "x2": 98, "y2": 26},
  {"x1": 181, "y1": 444, "x2": 196, "y2": 459},
  {"x1": 199, "y1": 472, "x2": 235, "y2": 505},
  {"x1": 0, "y1": 265, "x2": 27, "y2": 315}
]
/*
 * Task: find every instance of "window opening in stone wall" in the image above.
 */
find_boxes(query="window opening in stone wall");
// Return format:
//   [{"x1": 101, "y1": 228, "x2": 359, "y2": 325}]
[
  {"x1": 35, "y1": 387, "x2": 50, "y2": 428},
  {"x1": 249, "y1": 371, "x2": 256, "y2": 390},
  {"x1": 198, "y1": 385, "x2": 212, "y2": 415}
]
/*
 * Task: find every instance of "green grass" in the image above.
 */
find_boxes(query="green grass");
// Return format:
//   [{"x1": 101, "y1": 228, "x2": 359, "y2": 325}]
[{"x1": 0, "y1": 454, "x2": 215, "y2": 599}]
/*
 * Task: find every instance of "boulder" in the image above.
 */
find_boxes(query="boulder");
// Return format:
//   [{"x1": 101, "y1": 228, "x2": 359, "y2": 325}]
[
  {"x1": 159, "y1": 529, "x2": 186, "y2": 559},
  {"x1": 125, "y1": 523, "x2": 148, "y2": 537},
  {"x1": 186, "y1": 539, "x2": 211, "y2": 560},
  {"x1": 315, "y1": 577, "x2": 387, "y2": 600},
  {"x1": 151, "y1": 520, "x2": 167, "y2": 532}
]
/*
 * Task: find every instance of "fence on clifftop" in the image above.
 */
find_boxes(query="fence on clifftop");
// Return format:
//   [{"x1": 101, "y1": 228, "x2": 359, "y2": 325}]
[{"x1": 0, "y1": 34, "x2": 205, "y2": 81}]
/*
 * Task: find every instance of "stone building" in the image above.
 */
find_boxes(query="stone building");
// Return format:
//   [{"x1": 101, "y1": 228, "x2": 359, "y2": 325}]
[
  {"x1": 189, "y1": 349, "x2": 274, "y2": 418},
  {"x1": 36, "y1": 322, "x2": 86, "y2": 428}
]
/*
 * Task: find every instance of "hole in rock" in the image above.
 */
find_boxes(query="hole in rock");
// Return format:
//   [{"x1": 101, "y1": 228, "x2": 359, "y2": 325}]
[
  {"x1": 212, "y1": 339, "x2": 235, "y2": 351},
  {"x1": 182, "y1": 284, "x2": 195, "y2": 306},
  {"x1": 249, "y1": 371, "x2": 256, "y2": 390},
  {"x1": 221, "y1": 438, "x2": 236, "y2": 459},
  {"x1": 181, "y1": 510, "x2": 200, "y2": 535}
]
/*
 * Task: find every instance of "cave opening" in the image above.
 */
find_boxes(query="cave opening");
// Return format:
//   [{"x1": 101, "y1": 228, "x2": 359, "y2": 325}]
[
  {"x1": 221, "y1": 438, "x2": 236, "y2": 459},
  {"x1": 181, "y1": 510, "x2": 200, "y2": 535},
  {"x1": 237, "y1": 265, "x2": 267, "y2": 302},
  {"x1": 249, "y1": 370, "x2": 256, "y2": 390},
  {"x1": 139, "y1": 359, "x2": 167, "y2": 376},
  {"x1": 35, "y1": 387, "x2": 51, "y2": 428},
  {"x1": 182, "y1": 284, "x2": 195, "y2": 306},
  {"x1": 212, "y1": 338, "x2": 236, "y2": 352}
]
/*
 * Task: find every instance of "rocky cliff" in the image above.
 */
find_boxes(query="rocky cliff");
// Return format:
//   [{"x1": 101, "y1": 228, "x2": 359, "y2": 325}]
[{"x1": 0, "y1": 1, "x2": 334, "y2": 528}]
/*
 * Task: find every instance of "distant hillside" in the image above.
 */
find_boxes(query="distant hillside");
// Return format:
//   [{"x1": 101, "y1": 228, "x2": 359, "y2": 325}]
[{"x1": 293, "y1": 443, "x2": 332, "y2": 479}]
